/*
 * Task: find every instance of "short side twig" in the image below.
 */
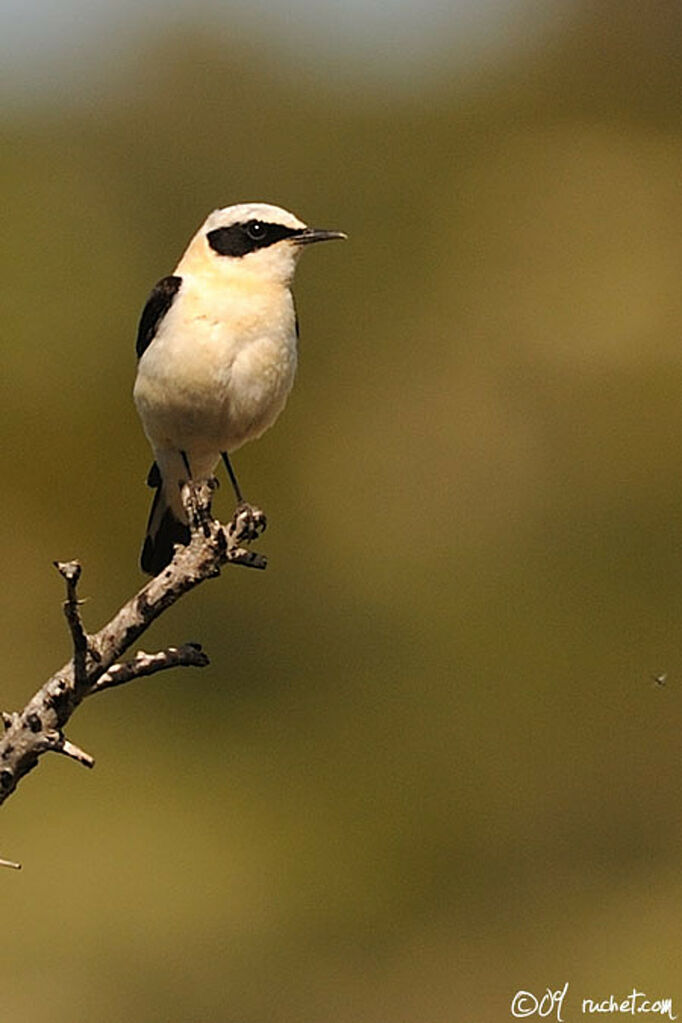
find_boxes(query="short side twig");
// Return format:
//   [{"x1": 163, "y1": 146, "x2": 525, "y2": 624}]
[
  {"x1": 54, "y1": 559, "x2": 93, "y2": 689},
  {"x1": 91, "y1": 643, "x2": 210, "y2": 695},
  {"x1": 56, "y1": 737, "x2": 96, "y2": 769}
]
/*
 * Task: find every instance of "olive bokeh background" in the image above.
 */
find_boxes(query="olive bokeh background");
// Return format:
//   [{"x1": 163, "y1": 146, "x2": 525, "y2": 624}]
[{"x1": 1, "y1": 2, "x2": 681, "y2": 1019}]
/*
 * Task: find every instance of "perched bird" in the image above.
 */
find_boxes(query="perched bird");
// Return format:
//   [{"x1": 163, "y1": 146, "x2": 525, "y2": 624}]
[{"x1": 133, "y1": 202, "x2": 346, "y2": 574}]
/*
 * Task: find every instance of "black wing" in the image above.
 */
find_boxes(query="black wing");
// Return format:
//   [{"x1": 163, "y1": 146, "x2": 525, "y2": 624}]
[{"x1": 136, "y1": 275, "x2": 182, "y2": 358}]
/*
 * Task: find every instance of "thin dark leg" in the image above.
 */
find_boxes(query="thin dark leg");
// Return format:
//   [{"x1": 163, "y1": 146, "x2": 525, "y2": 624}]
[
  {"x1": 221, "y1": 451, "x2": 266, "y2": 542},
  {"x1": 221, "y1": 451, "x2": 244, "y2": 503},
  {"x1": 180, "y1": 450, "x2": 192, "y2": 478}
]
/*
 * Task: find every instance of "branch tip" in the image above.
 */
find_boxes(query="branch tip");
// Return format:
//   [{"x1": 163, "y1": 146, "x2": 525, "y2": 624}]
[
  {"x1": 54, "y1": 560, "x2": 82, "y2": 585},
  {"x1": 58, "y1": 738, "x2": 95, "y2": 770},
  {"x1": 229, "y1": 547, "x2": 268, "y2": 570}
]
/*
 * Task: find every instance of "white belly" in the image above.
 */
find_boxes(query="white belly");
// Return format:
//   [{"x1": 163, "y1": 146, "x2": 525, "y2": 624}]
[{"x1": 133, "y1": 281, "x2": 298, "y2": 463}]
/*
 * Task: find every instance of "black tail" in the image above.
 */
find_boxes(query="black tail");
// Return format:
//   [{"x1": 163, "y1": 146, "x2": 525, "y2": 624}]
[{"x1": 140, "y1": 463, "x2": 190, "y2": 575}]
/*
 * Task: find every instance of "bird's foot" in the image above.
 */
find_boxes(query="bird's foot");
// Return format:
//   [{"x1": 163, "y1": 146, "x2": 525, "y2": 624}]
[
  {"x1": 229, "y1": 502, "x2": 267, "y2": 544},
  {"x1": 181, "y1": 478, "x2": 218, "y2": 539}
]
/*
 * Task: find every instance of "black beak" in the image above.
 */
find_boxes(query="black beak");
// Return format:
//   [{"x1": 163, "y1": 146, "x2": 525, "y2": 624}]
[{"x1": 293, "y1": 227, "x2": 347, "y2": 245}]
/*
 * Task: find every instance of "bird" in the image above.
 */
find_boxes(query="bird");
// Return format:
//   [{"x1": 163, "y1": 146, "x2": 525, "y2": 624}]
[{"x1": 133, "y1": 202, "x2": 346, "y2": 575}]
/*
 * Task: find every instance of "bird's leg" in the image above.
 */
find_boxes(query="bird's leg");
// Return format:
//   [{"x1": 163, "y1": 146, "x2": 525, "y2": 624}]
[
  {"x1": 221, "y1": 452, "x2": 267, "y2": 543},
  {"x1": 220, "y1": 451, "x2": 243, "y2": 503},
  {"x1": 179, "y1": 450, "x2": 212, "y2": 537}
]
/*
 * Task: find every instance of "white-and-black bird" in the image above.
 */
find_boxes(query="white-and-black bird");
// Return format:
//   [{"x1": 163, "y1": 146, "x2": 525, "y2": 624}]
[{"x1": 133, "y1": 202, "x2": 346, "y2": 574}]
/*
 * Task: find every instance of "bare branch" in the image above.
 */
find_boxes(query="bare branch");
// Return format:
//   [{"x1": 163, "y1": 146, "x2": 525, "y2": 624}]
[{"x1": 0, "y1": 481, "x2": 267, "y2": 814}]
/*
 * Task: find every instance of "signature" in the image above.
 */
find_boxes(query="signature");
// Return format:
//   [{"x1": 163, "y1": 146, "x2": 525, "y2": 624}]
[{"x1": 511, "y1": 985, "x2": 677, "y2": 1022}]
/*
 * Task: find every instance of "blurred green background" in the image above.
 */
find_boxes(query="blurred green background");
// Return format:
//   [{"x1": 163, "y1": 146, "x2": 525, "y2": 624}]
[{"x1": 1, "y1": 0, "x2": 682, "y2": 1019}]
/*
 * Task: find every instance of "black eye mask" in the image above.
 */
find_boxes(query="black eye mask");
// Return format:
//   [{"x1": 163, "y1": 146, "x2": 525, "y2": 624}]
[{"x1": 206, "y1": 220, "x2": 304, "y2": 257}]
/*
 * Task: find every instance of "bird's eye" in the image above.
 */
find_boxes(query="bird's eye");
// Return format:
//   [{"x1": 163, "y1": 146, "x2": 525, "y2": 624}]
[{"x1": 245, "y1": 220, "x2": 267, "y2": 240}]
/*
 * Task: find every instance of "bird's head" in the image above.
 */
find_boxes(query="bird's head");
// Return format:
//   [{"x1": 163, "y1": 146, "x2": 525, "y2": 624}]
[{"x1": 177, "y1": 202, "x2": 346, "y2": 287}]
